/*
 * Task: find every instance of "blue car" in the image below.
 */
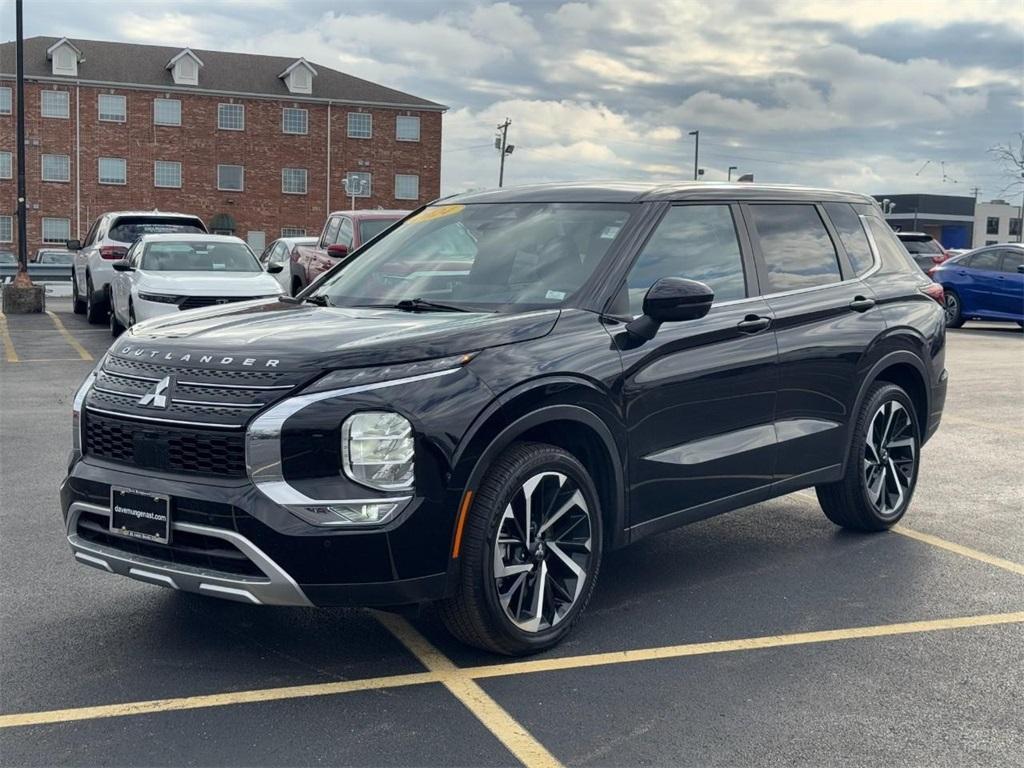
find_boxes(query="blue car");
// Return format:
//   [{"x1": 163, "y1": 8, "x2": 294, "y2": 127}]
[{"x1": 930, "y1": 243, "x2": 1024, "y2": 328}]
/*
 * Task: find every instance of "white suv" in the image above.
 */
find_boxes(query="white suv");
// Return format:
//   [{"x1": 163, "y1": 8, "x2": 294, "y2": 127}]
[{"x1": 69, "y1": 211, "x2": 207, "y2": 323}]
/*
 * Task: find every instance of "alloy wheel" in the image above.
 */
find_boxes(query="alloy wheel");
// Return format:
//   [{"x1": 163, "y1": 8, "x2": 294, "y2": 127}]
[
  {"x1": 863, "y1": 400, "x2": 916, "y2": 516},
  {"x1": 944, "y1": 294, "x2": 958, "y2": 324},
  {"x1": 492, "y1": 471, "x2": 593, "y2": 633}
]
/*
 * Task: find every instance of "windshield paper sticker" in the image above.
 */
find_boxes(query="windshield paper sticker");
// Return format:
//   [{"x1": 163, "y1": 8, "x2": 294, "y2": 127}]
[{"x1": 411, "y1": 204, "x2": 465, "y2": 224}]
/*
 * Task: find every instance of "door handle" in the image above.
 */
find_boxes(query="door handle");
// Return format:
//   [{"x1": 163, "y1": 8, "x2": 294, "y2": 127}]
[
  {"x1": 849, "y1": 296, "x2": 876, "y2": 312},
  {"x1": 737, "y1": 315, "x2": 771, "y2": 333},
  {"x1": 956, "y1": 270, "x2": 966, "y2": 276}
]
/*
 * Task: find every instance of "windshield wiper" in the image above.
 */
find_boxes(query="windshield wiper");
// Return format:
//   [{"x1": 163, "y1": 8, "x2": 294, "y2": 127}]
[
  {"x1": 303, "y1": 294, "x2": 333, "y2": 307},
  {"x1": 351, "y1": 298, "x2": 472, "y2": 313}
]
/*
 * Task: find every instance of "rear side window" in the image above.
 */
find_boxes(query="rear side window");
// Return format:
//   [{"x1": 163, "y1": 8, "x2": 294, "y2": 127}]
[
  {"x1": 625, "y1": 204, "x2": 746, "y2": 315},
  {"x1": 865, "y1": 217, "x2": 919, "y2": 274},
  {"x1": 108, "y1": 217, "x2": 206, "y2": 244},
  {"x1": 823, "y1": 202, "x2": 874, "y2": 276},
  {"x1": 969, "y1": 250, "x2": 1001, "y2": 272},
  {"x1": 748, "y1": 204, "x2": 840, "y2": 292}
]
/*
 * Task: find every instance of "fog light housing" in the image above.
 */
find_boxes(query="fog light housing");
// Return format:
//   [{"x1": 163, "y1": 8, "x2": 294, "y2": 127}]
[
  {"x1": 290, "y1": 501, "x2": 403, "y2": 527},
  {"x1": 341, "y1": 411, "x2": 415, "y2": 491}
]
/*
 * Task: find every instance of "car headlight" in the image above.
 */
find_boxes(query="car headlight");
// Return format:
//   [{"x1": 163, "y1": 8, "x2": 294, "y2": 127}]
[
  {"x1": 341, "y1": 411, "x2": 414, "y2": 491},
  {"x1": 137, "y1": 292, "x2": 180, "y2": 304},
  {"x1": 71, "y1": 356, "x2": 104, "y2": 453}
]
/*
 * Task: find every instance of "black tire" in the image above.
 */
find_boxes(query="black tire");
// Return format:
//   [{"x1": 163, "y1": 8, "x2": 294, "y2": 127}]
[
  {"x1": 439, "y1": 441, "x2": 603, "y2": 655},
  {"x1": 72, "y1": 269, "x2": 86, "y2": 314},
  {"x1": 109, "y1": 302, "x2": 125, "y2": 337},
  {"x1": 85, "y1": 275, "x2": 106, "y2": 324},
  {"x1": 943, "y1": 288, "x2": 965, "y2": 328},
  {"x1": 816, "y1": 382, "x2": 921, "y2": 531}
]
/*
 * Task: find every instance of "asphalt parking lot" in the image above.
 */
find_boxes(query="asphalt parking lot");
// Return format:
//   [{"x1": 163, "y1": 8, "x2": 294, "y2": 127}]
[{"x1": 1, "y1": 303, "x2": 1021, "y2": 767}]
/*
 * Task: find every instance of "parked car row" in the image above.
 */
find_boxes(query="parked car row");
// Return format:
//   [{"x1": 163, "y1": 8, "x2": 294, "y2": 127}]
[{"x1": 929, "y1": 243, "x2": 1024, "y2": 328}]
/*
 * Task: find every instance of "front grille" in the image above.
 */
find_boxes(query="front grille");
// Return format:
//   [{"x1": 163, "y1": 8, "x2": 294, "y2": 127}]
[
  {"x1": 76, "y1": 510, "x2": 263, "y2": 577},
  {"x1": 179, "y1": 296, "x2": 260, "y2": 311},
  {"x1": 85, "y1": 412, "x2": 247, "y2": 477}
]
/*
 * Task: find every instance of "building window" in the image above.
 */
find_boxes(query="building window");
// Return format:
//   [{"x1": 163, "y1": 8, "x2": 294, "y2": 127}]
[
  {"x1": 394, "y1": 174, "x2": 419, "y2": 200},
  {"x1": 98, "y1": 94, "x2": 126, "y2": 122},
  {"x1": 986, "y1": 216, "x2": 1000, "y2": 235},
  {"x1": 41, "y1": 153, "x2": 71, "y2": 182},
  {"x1": 344, "y1": 172, "x2": 372, "y2": 197},
  {"x1": 1010, "y1": 218, "x2": 1022, "y2": 237},
  {"x1": 0, "y1": 150, "x2": 11, "y2": 179},
  {"x1": 282, "y1": 107, "x2": 308, "y2": 135},
  {"x1": 0, "y1": 215, "x2": 12, "y2": 242},
  {"x1": 41, "y1": 90, "x2": 69, "y2": 118},
  {"x1": 347, "y1": 112, "x2": 372, "y2": 139},
  {"x1": 0, "y1": 87, "x2": 11, "y2": 115},
  {"x1": 396, "y1": 116, "x2": 420, "y2": 142},
  {"x1": 985, "y1": 240, "x2": 998, "y2": 246},
  {"x1": 217, "y1": 164, "x2": 244, "y2": 191},
  {"x1": 154, "y1": 161, "x2": 182, "y2": 188},
  {"x1": 42, "y1": 217, "x2": 71, "y2": 244},
  {"x1": 218, "y1": 103, "x2": 245, "y2": 131},
  {"x1": 282, "y1": 167, "x2": 308, "y2": 195},
  {"x1": 281, "y1": 227, "x2": 306, "y2": 237},
  {"x1": 153, "y1": 98, "x2": 181, "y2": 126},
  {"x1": 98, "y1": 157, "x2": 127, "y2": 185}
]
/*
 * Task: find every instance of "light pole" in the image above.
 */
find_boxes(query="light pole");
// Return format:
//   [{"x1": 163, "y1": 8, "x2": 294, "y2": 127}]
[
  {"x1": 688, "y1": 130, "x2": 699, "y2": 181},
  {"x1": 728, "y1": 166, "x2": 737, "y2": 181},
  {"x1": 14, "y1": 0, "x2": 28, "y2": 283},
  {"x1": 343, "y1": 176, "x2": 366, "y2": 211}
]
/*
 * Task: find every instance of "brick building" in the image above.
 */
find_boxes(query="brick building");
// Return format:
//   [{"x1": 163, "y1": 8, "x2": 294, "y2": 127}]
[{"x1": 0, "y1": 36, "x2": 445, "y2": 255}]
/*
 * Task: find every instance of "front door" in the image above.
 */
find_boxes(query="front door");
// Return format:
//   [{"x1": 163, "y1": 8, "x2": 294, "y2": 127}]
[{"x1": 612, "y1": 203, "x2": 778, "y2": 533}]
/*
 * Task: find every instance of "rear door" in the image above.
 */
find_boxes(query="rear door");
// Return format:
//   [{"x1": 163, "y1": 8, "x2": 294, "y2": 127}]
[
  {"x1": 961, "y1": 249, "x2": 1003, "y2": 315},
  {"x1": 614, "y1": 202, "x2": 778, "y2": 532},
  {"x1": 744, "y1": 201, "x2": 887, "y2": 485}
]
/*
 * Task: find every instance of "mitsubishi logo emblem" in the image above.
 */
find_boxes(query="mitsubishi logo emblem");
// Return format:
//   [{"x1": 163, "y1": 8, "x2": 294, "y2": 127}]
[{"x1": 138, "y1": 376, "x2": 173, "y2": 409}]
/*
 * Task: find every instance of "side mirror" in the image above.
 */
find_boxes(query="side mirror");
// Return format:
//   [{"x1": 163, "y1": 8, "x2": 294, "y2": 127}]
[
  {"x1": 66, "y1": 239, "x2": 82, "y2": 251},
  {"x1": 626, "y1": 277, "x2": 714, "y2": 341},
  {"x1": 112, "y1": 259, "x2": 133, "y2": 272},
  {"x1": 267, "y1": 263, "x2": 284, "y2": 274},
  {"x1": 326, "y1": 243, "x2": 349, "y2": 259},
  {"x1": 1017, "y1": 264, "x2": 1024, "y2": 274}
]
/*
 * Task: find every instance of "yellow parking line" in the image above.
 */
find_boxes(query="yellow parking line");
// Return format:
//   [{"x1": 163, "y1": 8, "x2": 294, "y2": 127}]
[
  {"x1": 0, "y1": 313, "x2": 18, "y2": 363},
  {"x1": 2, "y1": 611, "x2": 1022, "y2": 733},
  {"x1": 45, "y1": 311, "x2": 93, "y2": 361},
  {"x1": 375, "y1": 612, "x2": 562, "y2": 768},
  {"x1": 893, "y1": 526, "x2": 1024, "y2": 577}
]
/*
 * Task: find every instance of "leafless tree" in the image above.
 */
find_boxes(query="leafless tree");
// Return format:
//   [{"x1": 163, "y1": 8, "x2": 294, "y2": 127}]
[{"x1": 988, "y1": 132, "x2": 1024, "y2": 196}]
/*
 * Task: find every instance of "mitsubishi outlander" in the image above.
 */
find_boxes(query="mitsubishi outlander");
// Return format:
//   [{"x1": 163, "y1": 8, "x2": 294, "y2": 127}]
[{"x1": 62, "y1": 183, "x2": 947, "y2": 655}]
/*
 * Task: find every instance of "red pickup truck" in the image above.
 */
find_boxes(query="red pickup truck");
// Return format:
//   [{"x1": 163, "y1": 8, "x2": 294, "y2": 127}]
[{"x1": 290, "y1": 209, "x2": 409, "y2": 295}]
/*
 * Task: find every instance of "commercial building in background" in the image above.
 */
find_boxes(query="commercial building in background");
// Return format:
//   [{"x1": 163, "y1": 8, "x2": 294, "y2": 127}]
[
  {"x1": 873, "y1": 193, "x2": 1024, "y2": 250},
  {"x1": 0, "y1": 36, "x2": 444, "y2": 254}
]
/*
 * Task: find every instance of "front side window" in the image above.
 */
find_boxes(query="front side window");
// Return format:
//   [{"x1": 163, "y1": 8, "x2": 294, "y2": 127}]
[
  {"x1": 217, "y1": 164, "x2": 244, "y2": 191},
  {"x1": 624, "y1": 205, "x2": 746, "y2": 316},
  {"x1": 153, "y1": 98, "x2": 181, "y2": 126},
  {"x1": 347, "y1": 112, "x2": 372, "y2": 139},
  {"x1": 41, "y1": 153, "x2": 71, "y2": 182},
  {"x1": 282, "y1": 167, "x2": 308, "y2": 194},
  {"x1": 141, "y1": 240, "x2": 261, "y2": 272},
  {"x1": 42, "y1": 217, "x2": 71, "y2": 243},
  {"x1": 218, "y1": 103, "x2": 245, "y2": 131},
  {"x1": 345, "y1": 172, "x2": 372, "y2": 197},
  {"x1": 314, "y1": 202, "x2": 634, "y2": 312},
  {"x1": 394, "y1": 174, "x2": 419, "y2": 200},
  {"x1": 41, "y1": 90, "x2": 69, "y2": 118},
  {"x1": 321, "y1": 216, "x2": 342, "y2": 247},
  {"x1": 98, "y1": 157, "x2": 127, "y2": 185},
  {"x1": 969, "y1": 250, "x2": 1002, "y2": 272},
  {"x1": 282, "y1": 107, "x2": 308, "y2": 135},
  {"x1": 824, "y1": 202, "x2": 874, "y2": 276},
  {"x1": 0, "y1": 86, "x2": 11, "y2": 114},
  {"x1": 0, "y1": 150, "x2": 11, "y2": 179},
  {"x1": 986, "y1": 217, "x2": 999, "y2": 235},
  {"x1": 396, "y1": 115, "x2": 420, "y2": 141},
  {"x1": 749, "y1": 204, "x2": 841, "y2": 292},
  {"x1": 154, "y1": 161, "x2": 182, "y2": 188},
  {"x1": 98, "y1": 94, "x2": 126, "y2": 122}
]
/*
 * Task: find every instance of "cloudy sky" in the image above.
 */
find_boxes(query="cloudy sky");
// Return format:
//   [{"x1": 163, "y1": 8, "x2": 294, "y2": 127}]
[{"x1": 7, "y1": 0, "x2": 1023, "y2": 198}]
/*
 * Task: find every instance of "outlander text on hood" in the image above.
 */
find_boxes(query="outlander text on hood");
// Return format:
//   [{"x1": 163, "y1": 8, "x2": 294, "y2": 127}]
[{"x1": 62, "y1": 182, "x2": 947, "y2": 655}]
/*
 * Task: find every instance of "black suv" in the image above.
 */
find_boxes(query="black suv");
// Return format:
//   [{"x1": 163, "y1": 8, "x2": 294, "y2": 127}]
[{"x1": 63, "y1": 183, "x2": 947, "y2": 655}]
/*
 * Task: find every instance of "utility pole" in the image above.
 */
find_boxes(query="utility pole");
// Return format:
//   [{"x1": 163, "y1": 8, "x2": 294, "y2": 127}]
[
  {"x1": 689, "y1": 130, "x2": 700, "y2": 181},
  {"x1": 496, "y1": 118, "x2": 512, "y2": 187},
  {"x1": 728, "y1": 166, "x2": 737, "y2": 182}
]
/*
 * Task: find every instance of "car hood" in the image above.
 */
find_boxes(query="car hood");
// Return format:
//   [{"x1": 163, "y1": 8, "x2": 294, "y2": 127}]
[
  {"x1": 137, "y1": 271, "x2": 282, "y2": 296},
  {"x1": 117, "y1": 301, "x2": 559, "y2": 372}
]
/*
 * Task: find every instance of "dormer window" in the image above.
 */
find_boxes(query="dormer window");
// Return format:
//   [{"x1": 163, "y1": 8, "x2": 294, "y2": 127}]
[
  {"x1": 278, "y1": 59, "x2": 317, "y2": 95},
  {"x1": 46, "y1": 38, "x2": 84, "y2": 77},
  {"x1": 166, "y1": 48, "x2": 204, "y2": 86}
]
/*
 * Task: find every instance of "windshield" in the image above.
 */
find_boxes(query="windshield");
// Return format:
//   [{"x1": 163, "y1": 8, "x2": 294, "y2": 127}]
[
  {"x1": 359, "y1": 218, "x2": 402, "y2": 243},
  {"x1": 109, "y1": 217, "x2": 206, "y2": 244},
  {"x1": 900, "y1": 237, "x2": 943, "y2": 254},
  {"x1": 141, "y1": 241, "x2": 261, "y2": 272},
  {"x1": 314, "y1": 203, "x2": 634, "y2": 311}
]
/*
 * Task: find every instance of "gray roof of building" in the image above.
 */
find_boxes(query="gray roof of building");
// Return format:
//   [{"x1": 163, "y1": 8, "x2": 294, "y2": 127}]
[{"x1": 0, "y1": 36, "x2": 445, "y2": 110}]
